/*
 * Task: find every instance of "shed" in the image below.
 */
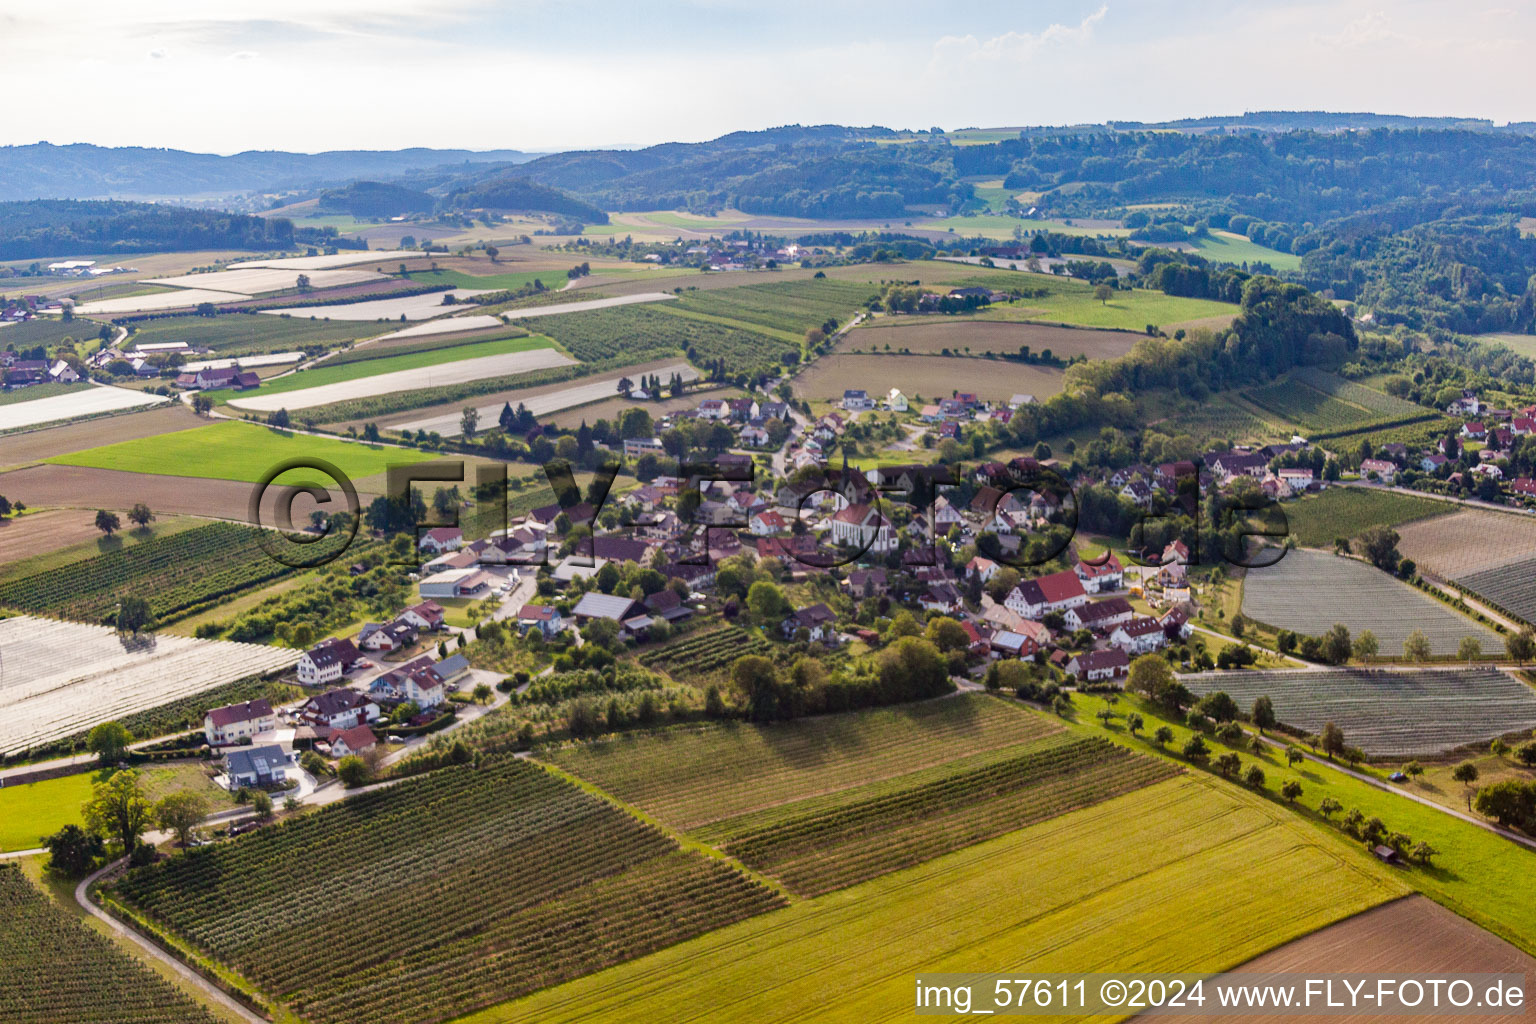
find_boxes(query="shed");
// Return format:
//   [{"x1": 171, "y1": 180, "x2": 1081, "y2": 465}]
[{"x1": 1371, "y1": 845, "x2": 1403, "y2": 865}]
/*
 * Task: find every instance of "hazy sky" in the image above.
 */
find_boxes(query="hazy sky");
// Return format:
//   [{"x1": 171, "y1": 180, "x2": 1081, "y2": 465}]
[{"x1": 3, "y1": 1, "x2": 1531, "y2": 153}]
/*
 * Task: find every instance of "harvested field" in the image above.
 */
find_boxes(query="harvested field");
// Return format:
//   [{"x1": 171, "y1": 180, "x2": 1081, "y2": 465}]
[
  {"x1": 229, "y1": 249, "x2": 420, "y2": 270},
  {"x1": 544, "y1": 386, "x2": 721, "y2": 429},
  {"x1": 1241, "y1": 547, "x2": 1499, "y2": 652},
  {"x1": 1182, "y1": 666, "x2": 1536, "y2": 756},
  {"x1": 848, "y1": 318, "x2": 1138, "y2": 360},
  {"x1": 143, "y1": 267, "x2": 379, "y2": 294},
  {"x1": 226, "y1": 345, "x2": 576, "y2": 412},
  {"x1": 792, "y1": 353, "x2": 1064, "y2": 403},
  {"x1": 0, "y1": 509, "x2": 116, "y2": 567},
  {"x1": 1397, "y1": 508, "x2": 1536, "y2": 579},
  {"x1": 0, "y1": 383, "x2": 169, "y2": 431},
  {"x1": 0, "y1": 463, "x2": 380, "y2": 525},
  {"x1": 1152, "y1": 896, "x2": 1536, "y2": 1024},
  {"x1": 0, "y1": 614, "x2": 298, "y2": 758},
  {"x1": 74, "y1": 287, "x2": 240, "y2": 315},
  {"x1": 0, "y1": 403, "x2": 203, "y2": 465},
  {"x1": 544, "y1": 694, "x2": 1059, "y2": 830},
  {"x1": 390, "y1": 361, "x2": 699, "y2": 436},
  {"x1": 486, "y1": 776, "x2": 1405, "y2": 1024},
  {"x1": 258, "y1": 288, "x2": 495, "y2": 321},
  {"x1": 373, "y1": 314, "x2": 504, "y2": 340}
]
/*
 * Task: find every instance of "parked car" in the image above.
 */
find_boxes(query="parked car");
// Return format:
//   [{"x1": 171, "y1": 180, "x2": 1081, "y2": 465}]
[{"x1": 1388, "y1": 771, "x2": 1408, "y2": 783}]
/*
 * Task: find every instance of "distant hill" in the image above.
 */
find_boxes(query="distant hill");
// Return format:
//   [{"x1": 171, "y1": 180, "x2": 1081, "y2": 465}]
[
  {"x1": 1108, "y1": 111, "x2": 1536, "y2": 134},
  {"x1": 317, "y1": 181, "x2": 435, "y2": 219},
  {"x1": 0, "y1": 143, "x2": 537, "y2": 202},
  {"x1": 445, "y1": 177, "x2": 609, "y2": 223},
  {"x1": 0, "y1": 199, "x2": 355, "y2": 260}
]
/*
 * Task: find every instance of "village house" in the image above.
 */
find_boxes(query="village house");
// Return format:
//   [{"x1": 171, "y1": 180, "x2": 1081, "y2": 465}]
[
  {"x1": 356, "y1": 619, "x2": 418, "y2": 653},
  {"x1": 842, "y1": 388, "x2": 875, "y2": 411},
  {"x1": 1075, "y1": 554, "x2": 1124, "y2": 593},
  {"x1": 966, "y1": 555, "x2": 999, "y2": 583},
  {"x1": 299, "y1": 689, "x2": 381, "y2": 731},
  {"x1": 783, "y1": 603, "x2": 837, "y2": 642},
  {"x1": 1004, "y1": 570, "x2": 1088, "y2": 619},
  {"x1": 887, "y1": 388, "x2": 908, "y2": 411},
  {"x1": 1064, "y1": 596, "x2": 1134, "y2": 632},
  {"x1": 1359, "y1": 458, "x2": 1397, "y2": 483},
  {"x1": 224, "y1": 745, "x2": 291, "y2": 792},
  {"x1": 398, "y1": 600, "x2": 447, "y2": 633},
  {"x1": 203, "y1": 699, "x2": 277, "y2": 746},
  {"x1": 989, "y1": 630, "x2": 1038, "y2": 660},
  {"x1": 418, "y1": 527, "x2": 463, "y2": 555},
  {"x1": 844, "y1": 567, "x2": 889, "y2": 597},
  {"x1": 517, "y1": 603, "x2": 567, "y2": 638},
  {"x1": 297, "y1": 637, "x2": 365, "y2": 686},
  {"x1": 1065, "y1": 648, "x2": 1130, "y2": 683},
  {"x1": 1110, "y1": 616, "x2": 1168, "y2": 655},
  {"x1": 175, "y1": 365, "x2": 261, "y2": 390},
  {"x1": 328, "y1": 724, "x2": 378, "y2": 759}
]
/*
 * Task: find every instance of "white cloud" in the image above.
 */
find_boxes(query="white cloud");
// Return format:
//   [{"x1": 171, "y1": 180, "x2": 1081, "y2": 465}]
[{"x1": 930, "y1": 4, "x2": 1108, "y2": 68}]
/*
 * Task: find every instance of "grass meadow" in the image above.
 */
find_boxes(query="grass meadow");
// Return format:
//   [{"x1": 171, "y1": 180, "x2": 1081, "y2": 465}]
[{"x1": 46, "y1": 419, "x2": 436, "y2": 484}]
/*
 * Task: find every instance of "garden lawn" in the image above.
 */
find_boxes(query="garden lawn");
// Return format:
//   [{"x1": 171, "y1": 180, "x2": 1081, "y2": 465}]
[
  {"x1": 0, "y1": 769, "x2": 95, "y2": 851},
  {"x1": 466, "y1": 774, "x2": 1402, "y2": 1024},
  {"x1": 45, "y1": 419, "x2": 437, "y2": 484},
  {"x1": 201, "y1": 334, "x2": 560, "y2": 403},
  {"x1": 1068, "y1": 691, "x2": 1536, "y2": 956}
]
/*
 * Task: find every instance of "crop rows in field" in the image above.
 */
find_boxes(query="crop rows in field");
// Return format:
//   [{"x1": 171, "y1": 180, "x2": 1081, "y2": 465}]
[
  {"x1": 113, "y1": 756, "x2": 781, "y2": 1024},
  {"x1": 1158, "y1": 395, "x2": 1283, "y2": 445},
  {"x1": 517, "y1": 305, "x2": 797, "y2": 376},
  {"x1": 1283, "y1": 487, "x2": 1452, "y2": 548},
  {"x1": 1396, "y1": 509, "x2": 1536, "y2": 578},
  {"x1": 672, "y1": 279, "x2": 874, "y2": 335},
  {"x1": 1458, "y1": 558, "x2": 1536, "y2": 626},
  {"x1": 0, "y1": 865, "x2": 222, "y2": 1024},
  {"x1": 1182, "y1": 666, "x2": 1536, "y2": 757},
  {"x1": 1242, "y1": 547, "x2": 1499, "y2": 652},
  {"x1": 638, "y1": 625, "x2": 772, "y2": 679},
  {"x1": 545, "y1": 693, "x2": 1059, "y2": 829},
  {"x1": 0, "y1": 521, "x2": 345, "y2": 624},
  {"x1": 1290, "y1": 368, "x2": 1430, "y2": 418},
  {"x1": 0, "y1": 615, "x2": 299, "y2": 758},
  {"x1": 129, "y1": 313, "x2": 386, "y2": 354},
  {"x1": 698, "y1": 734, "x2": 1177, "y2": 896}
]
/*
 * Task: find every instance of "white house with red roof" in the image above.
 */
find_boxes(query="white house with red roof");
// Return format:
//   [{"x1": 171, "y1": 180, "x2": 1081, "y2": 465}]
[
  {"x1": 418, "y1": 527, "x2": 463, "y2": 554},
  {"x1": 1074, "y1": 553, "x2": 1123, "y2": 593},
  {"x1": 517, "y1": 603, "x2": 567, "y2": 638},
  {"x1": 399, "y1": 601, "x2": 446, "y2": 632},
  {"x1": 329, "y1": 724, "x2": 378, "y2": 759},
  {"x1": 1004, "y1": 569, "x2": 1087, "y2": 619},
  {"x1": 748, "y1": 509, "x2": 787, "y2": 536},
  {"x1": 203, "y1": 699, "x2": 276, "y2": 746}
]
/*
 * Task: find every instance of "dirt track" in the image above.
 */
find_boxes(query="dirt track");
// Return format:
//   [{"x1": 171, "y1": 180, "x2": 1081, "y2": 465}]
[{"x1": 1147, "y1": 895, "x2": 1535, "y2": 1023}]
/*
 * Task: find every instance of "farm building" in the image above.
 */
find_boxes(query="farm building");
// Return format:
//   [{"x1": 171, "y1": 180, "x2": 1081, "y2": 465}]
[
  {"x1": 572, "y1": 593, "x2": 644, "y2": 624},
  {"x1": 419, "y1": 568, "x2": 496, "y2": 600}
]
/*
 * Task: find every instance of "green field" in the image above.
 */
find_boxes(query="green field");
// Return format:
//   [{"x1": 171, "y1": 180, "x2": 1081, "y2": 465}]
[
  {"x1": 0, "y1": 770, "x2": 97, "y2": 851},
  {"x1": 403, "y1": 267, "x2": 570, "y2": 292},
  {"x1": 696, "y1": 733, "x2": 1178, "y2": 896},
  {"x1": 0, "y1": 864, "x2": 223, "y2": 1024},
  {"x1": 1282, "y1": 487, "x2": 1453, "y2": 548},
  {"x1": 1242, "y1": 370, "x2": 1434, "y2": 438},
  {"x1": 1477, "y1": 332, "x2": 1536, "y2": 359},
  {"x1": 475, "y1": 775, "x2": 1402, "y2": 1024},
  {"x1": 913, "y1": 213, "x2": 1129, "y2": 238},
  {"x1": 201, "y1": 334, "x2": 559, "y2": 403},
  {"x1": 47, "y1": 419, "x2": 437, "y2": 484},
  {"x1": 0, "y1": 381, "x2": 81, "y2": 406},
  {"x1": 128, "y1": 313, "x2": 390, "y2": 354},
  {"x1": 972, "y1": 279, "x2": 1236, "y2": 332},
  {"x1": 671, "y1": 278, "x2": 874, "y2": 336},
  {"x1": 112, "y1": 756, "x2": 782, "y2": 1024},
  {"x1": 545, "y1": 695, "x2": 1057, "y2": 829},
  {"x1": 1069, "y1": 691, "x2": 1536, "y2": 955},
  {"x1": 0, "y1": 317, "x2": 111, "y2": 350},
  {"x1": 519, "y1": 304, "x2": 795, "y2": 376},
  {"x1": 1187, "y1": 230, "x2": 1303, "y2": 271}
]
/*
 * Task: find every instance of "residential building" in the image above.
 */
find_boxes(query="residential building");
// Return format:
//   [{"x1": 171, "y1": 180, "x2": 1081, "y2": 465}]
[
  {"x1": 297, "y1": 638, "x2": 364, "y2": 686},
  {"x1": 418, "y1": 527, "x2": 463, "y2": 555},
  {"x1": 1004, "y1": 570, "x2": 1087, "y2": 619},
  {"x1": 517, "y1": 603, "x2": 567, "y2": 637},
  {"x1": 1110, "y1": 617, "x2": 1167, "y2": 655},
  {"x1": 299, "y1": 689, "x2": 380, "y2": 731},
  {"x1": 1075, "y1": 554, "x2": 1124, "y2": 593},
  {"x1": 225, "y1": 745, "x2": 291, "y2": 791},
  {"x1": 329, "y1": 724, "x2": 377, "y2": 759},
  {"x1": 1064, "y1": 597, "x2": 1134, "y2": 632},
  {"x1": 204, "y1": 699, "x2": 276, "y2": 746},
  {"x1": 1065, "y1": 648, "x2": 1130, "y2": 682},
  {"x1": 842, "y1": 388, "x2": 875, "y2": 411}
]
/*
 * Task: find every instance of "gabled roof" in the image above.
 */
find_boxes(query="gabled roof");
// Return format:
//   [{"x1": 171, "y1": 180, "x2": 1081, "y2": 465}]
[
  {"x1": 304, "y1": 688, "x2": 373, "y2": 718},
  {"x1": 572, "y1": 592, "x2": 642, "y2": 621},
  {"x1": 1115, "y1": 616, "x2": 1164, "y2": 637},
  {"x1": 206, "y1": 699, "x2": 273, "y2": 729},
  {"x1": 519, "y1": 603, "x2": 559, "y2": 621},
  {"x1": 331, "y1": 724, "x2": 376, "y2": 753},
  {"x1": 1074, "y1": 597, "x2": 1133, "y2": 625},
  {"x1": 304, "y1": 637, "x2": 362, "y2": 669},
  {"x1": 1071, "y1": 648, "x2": 1129, "y2": 672}
]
